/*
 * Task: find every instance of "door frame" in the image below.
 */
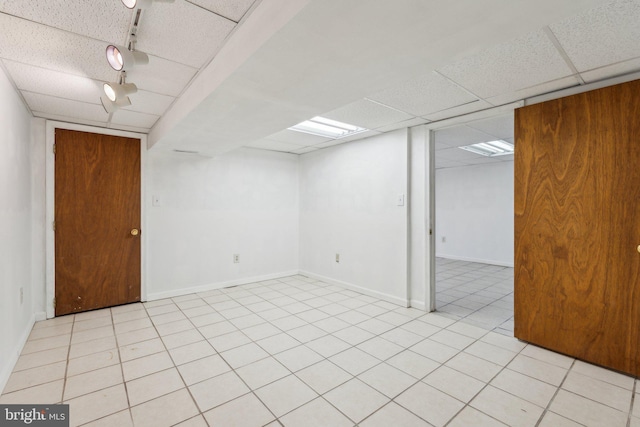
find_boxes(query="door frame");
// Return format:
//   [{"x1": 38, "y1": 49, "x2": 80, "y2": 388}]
[
  {"x1": 421, "y1": 101, "x2": 524, "y2": 312},
  {"x1": 45, "y1": 121, "x2": 148, "y2": 318}
]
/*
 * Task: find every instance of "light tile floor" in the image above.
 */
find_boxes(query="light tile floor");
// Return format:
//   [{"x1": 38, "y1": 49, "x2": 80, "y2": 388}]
[
  {"x1": 436, "y1": 258, "x2": 514, "y2": 335},
  {"x1": 1, "y1": 275, "x2": 638, "y2": 427}
]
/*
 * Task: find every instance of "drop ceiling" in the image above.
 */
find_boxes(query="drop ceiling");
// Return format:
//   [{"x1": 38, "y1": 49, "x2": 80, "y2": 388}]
[{"x1": 1, "y1": 0, "x2": 639, "y2": 155}]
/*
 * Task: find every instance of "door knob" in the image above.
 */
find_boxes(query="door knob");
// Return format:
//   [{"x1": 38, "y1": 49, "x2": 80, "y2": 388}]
[
  {"x1": 637, "y1": 245, "x2": 640, "y2": 253},
  {"x1": 131, "y1": 228, "x2": 140, "y2": 236}
]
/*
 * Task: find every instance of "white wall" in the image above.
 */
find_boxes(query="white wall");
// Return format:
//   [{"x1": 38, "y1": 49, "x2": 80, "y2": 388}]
[
  {"x1": 436, "y1": 161, "x2": 514, "y2": 266},
  {"x1": 146, "y1": 147, "x2": 299, "y2": 298},
  {"x1": 0, "y1": 68, "x2": 35, "y2": 390},
  {"x1": 299, "y1": 130, "x2": 409, "y2": 305}
]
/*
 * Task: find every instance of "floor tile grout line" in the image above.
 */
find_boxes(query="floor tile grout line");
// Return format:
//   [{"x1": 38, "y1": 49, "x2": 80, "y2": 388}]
[
  {"x1": 59, "y1": 313, "x2": 75, "y2": 405},
  {"x1": 434, "y1": 326, "x2": 532, "y2": 427},
  {"x1": 108, "y1": 305, "x2": 135, "y2": 427},
  {"x1": 142, "y1": 296, "x2": 216, "y2": 427},
  {"x1": 628, "y1": 381, "x2": 637, "y2": 427},
  {"x1": 533, "y1": 358, "x2": 577, "y2": 427}
]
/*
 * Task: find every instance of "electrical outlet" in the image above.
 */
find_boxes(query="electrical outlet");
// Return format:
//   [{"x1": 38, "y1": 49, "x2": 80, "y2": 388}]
[
  {"x1": 335, "y1": 253, "x2": 340, "y2": 263},
  {"x1": 20, "y1": 287, "x2": 23, "y2": 304},
  {"x1": 442, "y1": 236, "x2": 446, "y2": 243},
  {"x1": 233, "y1": 254, "x2": 240, "y2": 263}
]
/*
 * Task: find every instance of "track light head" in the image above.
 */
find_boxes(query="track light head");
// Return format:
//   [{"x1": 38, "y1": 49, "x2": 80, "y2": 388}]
[
  {"x1": 100, "y1": 95, "x2": 131, "y2": 114},
  {"x1": 121, "y1": 0, "x2": 175, "y2": 9},
  {"x1": 104, "y1": 82, "x2": 137, "y2": 102},
  {"x1": 106, "y1": 44, "x2": 149, "y2": 71}
]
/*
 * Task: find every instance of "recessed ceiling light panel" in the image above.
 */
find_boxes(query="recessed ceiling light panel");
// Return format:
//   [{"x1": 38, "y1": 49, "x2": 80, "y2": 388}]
[
  {"x1": 288, "y1": 116, "x2": 367, "y2": 139},
  {"x1": 459, "y1": 140, "x2": 514, "y2": 157}
]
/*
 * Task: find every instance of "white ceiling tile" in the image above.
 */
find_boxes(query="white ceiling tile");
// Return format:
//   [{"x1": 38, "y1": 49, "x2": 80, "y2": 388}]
[
  {"x1": 126, "y1": 55, "x2": 197, "y2": 97},
  {"x1": 0, "y1": 0, "x2": 132, "y2": 44},
  {"x1": 123, "y1": 90, "x2": 175, "y2": 116},
  {"x1": 580, "y1": 57, "x2": 640, "y2": 83},
  {"x1": 246, "y1": 139, "x2": 302, "y2": 152},
  {"x1": 135, "y1": 0, "x2": 236, "y2": 68},
  {"x1": 291, "y1": 146, "x2": 318, "y2": 155},
  {"x1": 322, "y1": 99, "x2": 414, "y2": 130},
  {"x1": 331, "y1": 129, "x2": 383, "y2": 144},
  {"x1": 434, "y1": 125, "x2": 494, "y2": 149},
  {"x1": 110, "y1": 109, "x2": 159, "y2": 128},
  {"x1": 438, "y1": 29, "x2": 573, "y2": 98},
  {"x1": 436, "y1": 146, "x2": 496, "y2": 163},
  {"x1": 374, "y1": 117, "x2": 429, "y2": 133},
  {"x1": 463, "y1": 155, "x2": 504, "y2": 165},
  {"x1": 549, "y1": 0, "x2": 640, "y2": 73},
  {"x1": 23, "y1": 92, "x2": 109, "y2": 123},
  {"x1": 466, "y1": 114, "x2": 514, "y2": 140},
  {"x1": 435, "y1": 158, "x2": 469, "y2": 169},
  {"x1": 368, "y1": 71, "x2": 478, "y2": 116},
  {"x1": 484, "y1": 75, "x2": 580, "y2": 106},
  {"x1": 4, "y1": 60, "x2": 102, "y2": 104},
  {"x1": 107, "y1": 123, "x2": 149, "y2": 134},
  {"x1": 422, "y1": 100, "x2": 492, "y2": 122},
  {"x1": 266, "y1": 129, "x2": 332, "y2": 146},
  {"x1": 0, "y1": 14, "x2": 117, "y2": 81},
  {"x1": 313, "y1": 139, "x2": 350, "y2": 149},
  {"x1": 312, "y1": 130, "x2": 383, "y2": 148},
  {"x1": 31, "y1": 111, "x2": 107, "y2": 129},
  {"x1": 187, "y1": 0, "x2": 258, "y2": 22}
]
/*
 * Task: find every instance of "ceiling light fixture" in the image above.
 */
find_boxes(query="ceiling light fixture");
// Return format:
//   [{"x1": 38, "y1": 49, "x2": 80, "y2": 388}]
[
  {"x1": 288, "y1": 116, "x2": 367, "y2": 139},
  {"x1": 106, "y1": 44, "x2": 148, "y2": 71},
  {"x1": 459, "y1": 140, "x2": 514, "y2": 157},
  {"x1": 103, "y1": 71, "x2": 138, "y2": 103},
  {"x1": 100, "y1": 94, "x2": 131, "y2": 114},
  {"x1": 121, "y1": 0, "x2": 175, "y2": 9}
]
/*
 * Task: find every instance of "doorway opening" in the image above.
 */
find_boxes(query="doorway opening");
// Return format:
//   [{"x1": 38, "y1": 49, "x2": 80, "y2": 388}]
[{"x1": 432, "y1": 112, "x2": 515, "y2": 336}]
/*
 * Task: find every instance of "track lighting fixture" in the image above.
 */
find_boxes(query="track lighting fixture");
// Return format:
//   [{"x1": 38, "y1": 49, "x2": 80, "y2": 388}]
[
  {"x1": 100, "y1": 0, "x2": 175, "y2": 111},
  {"x1": 104, "y1": 81, "x2": 137, "y2": 103},
  {"x1": 121, "y1": 0, "x2": 175, "y2": 9},
  {"x1": 100, "y1": 94, "x2": 131, "y2": 114},
  {"x1": 106, "y1": 44, "x2": 148, "y2": 72}
]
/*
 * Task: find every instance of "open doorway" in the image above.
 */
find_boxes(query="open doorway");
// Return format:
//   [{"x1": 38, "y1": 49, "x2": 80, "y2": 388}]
[{"x1": 432, "y1": 113, "x2": 515, "y2": 335}]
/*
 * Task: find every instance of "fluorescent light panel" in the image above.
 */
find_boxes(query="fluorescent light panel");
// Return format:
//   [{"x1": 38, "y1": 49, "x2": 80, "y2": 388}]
[
  {"x1": 459, "y1": 140, "x2": 514, "y2": 157},
  {"x1": 288, "y1": 116, "x2": 367, "y2": 139}
]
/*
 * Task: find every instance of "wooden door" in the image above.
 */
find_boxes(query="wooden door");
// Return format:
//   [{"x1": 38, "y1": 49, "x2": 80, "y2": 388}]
[
  {"x1": 514, "y1": 80, "x2": 640, "y2": 376},
  {"x1": 55, "y1": 129, "x2": 141, "y2": 316}
]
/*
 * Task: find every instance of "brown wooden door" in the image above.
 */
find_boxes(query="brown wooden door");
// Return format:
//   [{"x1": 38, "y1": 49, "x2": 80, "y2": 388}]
[
  {"x1": 55, "y1": 129, "x2": 141, "y2": 316},
  {"x1": 514, "y1": 80, "x2": 640, "y2": 376}
]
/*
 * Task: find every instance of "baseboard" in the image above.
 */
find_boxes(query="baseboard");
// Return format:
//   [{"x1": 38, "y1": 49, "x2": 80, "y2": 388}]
[
  {"x1": 298, "y1": 270, "x2": 409, "y2": 308},
  {"x1": 0, "y1": 313, "x2": 36, "y2": 395},
  {"x1": 410, "y1": 299, "x2": 427, "y2": 311},
  {"x1": 34, "y1": 311, "x2": 47, "y2": 322},
  {"x1": 146, "y1": 270, "x2": 299, "y2": 301},
  {"x1": 436, "y1": 254, "x2": 514, "y2": 268}
]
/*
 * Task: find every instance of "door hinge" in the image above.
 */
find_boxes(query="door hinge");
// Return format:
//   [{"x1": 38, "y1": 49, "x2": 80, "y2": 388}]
[
  {"x1": 52, "y1": 221, "x2": 56, "y2": 231},
  {"x1": 53, "y1": 143, "x2": 56, "y2": 155},
  {"x1": 53, "y1": 298, "x2": 56, "y2": 309}
]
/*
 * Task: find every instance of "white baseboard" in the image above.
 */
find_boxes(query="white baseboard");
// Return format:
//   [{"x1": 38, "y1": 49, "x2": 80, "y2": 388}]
[
  {"x1": 299, "y1": 270, "x2": 409, "y2": 308},
  {"x1": 34, "y1": 311, "x2": 47, "y2": 322},
  {"x1": 146, "y1": 270, "x2": 299, "y2": 301},
  {"x1": 436, "y1": 254, "x2": 514, "y2": 268},
  {"x1": 410, "y1": 299, "x2": 427, "y2": 311},
  {"x1": 0, "y1": 313, "x2": 36, "y2": 394}
]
